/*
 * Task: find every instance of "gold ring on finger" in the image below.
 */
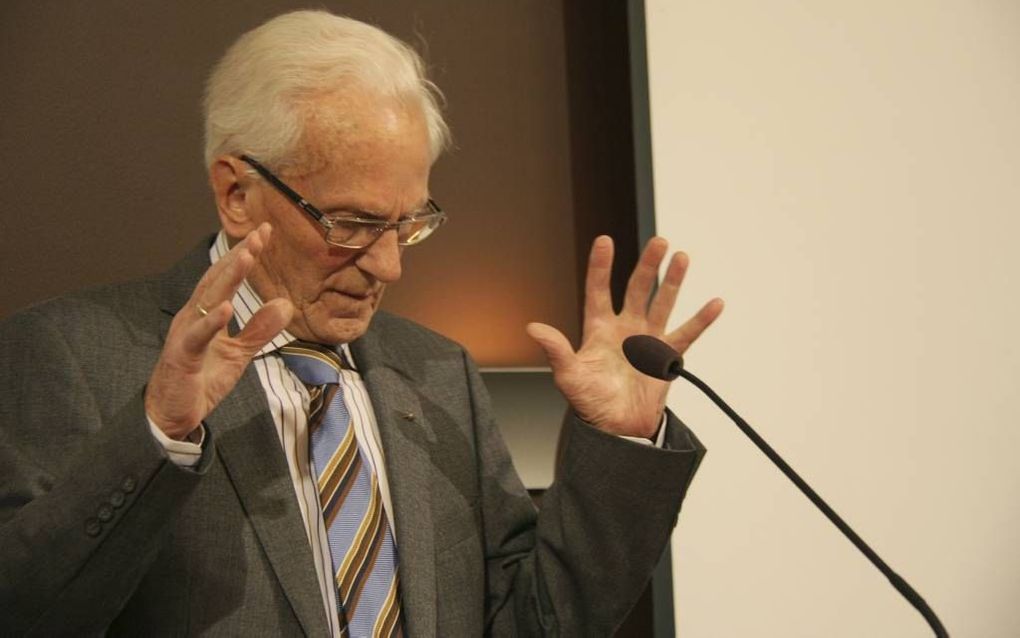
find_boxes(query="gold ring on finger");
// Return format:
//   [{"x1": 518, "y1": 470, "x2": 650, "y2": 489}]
[{"x1": 196, "y1": 303, "x2": 209, "y2": 318}]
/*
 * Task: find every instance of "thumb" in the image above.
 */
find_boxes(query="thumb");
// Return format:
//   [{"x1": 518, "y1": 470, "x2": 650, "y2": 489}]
[{"x1": 525, "y1": 322, "x2": 575, "y2": 371}]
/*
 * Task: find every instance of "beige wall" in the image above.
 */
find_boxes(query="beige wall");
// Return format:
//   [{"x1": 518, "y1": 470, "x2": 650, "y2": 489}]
[{"x1": 646, "y1": 1, "x2": 1020, "y2": 636}]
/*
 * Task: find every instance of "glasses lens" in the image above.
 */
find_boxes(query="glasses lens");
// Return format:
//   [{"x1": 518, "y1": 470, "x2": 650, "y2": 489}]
[
  {"x1": 324, "y1": 212, "x2": 446, "y2": 248},
  {"x1": 326, "y1": 221, "x2": 376, "y2": 248},
  {"x1": 396, "y1": 214, "x2": 445, "y2": 246}
]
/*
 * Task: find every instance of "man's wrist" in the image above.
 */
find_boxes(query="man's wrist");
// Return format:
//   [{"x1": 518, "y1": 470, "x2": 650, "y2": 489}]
[
  {"x1": 583, "y1": 412, "x2": 669, "y2": 447},
  {"x1": 147, "y1": 416, "x2": 205, "y2": 467},
  {"x1": 610, "y1": 413, "x2": 668, "y2": 448}
]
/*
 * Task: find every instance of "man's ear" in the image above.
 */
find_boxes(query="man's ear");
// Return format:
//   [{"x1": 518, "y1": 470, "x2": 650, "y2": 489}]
[{"x1": 209, "y1": 156, "x2": 260, "y2": 238}]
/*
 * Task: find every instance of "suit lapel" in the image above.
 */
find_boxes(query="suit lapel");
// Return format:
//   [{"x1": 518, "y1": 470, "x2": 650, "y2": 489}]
[
  {"x1": 352, "y1": 331, "x2": 437, "y2": 638},
  {"x1": 207, "y1": 369, "x2": 329, "y2": 637},
  {"x1": 156, "y1": 238, "x2": 329, "y2": 637}
]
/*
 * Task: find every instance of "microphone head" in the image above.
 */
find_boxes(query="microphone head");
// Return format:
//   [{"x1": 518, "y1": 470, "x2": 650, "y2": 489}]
[{"x1": 622, "y1": 335, "x2": 684, "y2": 381}]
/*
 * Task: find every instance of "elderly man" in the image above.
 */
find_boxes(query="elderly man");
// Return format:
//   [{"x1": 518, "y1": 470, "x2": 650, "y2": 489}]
[{"x1": 0, "y1": 10, "x2": 722, "y2": 637}]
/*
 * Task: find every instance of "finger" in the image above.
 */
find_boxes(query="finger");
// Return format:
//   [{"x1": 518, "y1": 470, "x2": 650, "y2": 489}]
[
  {"x1": 191, "y1": 225, "x2": 263, "y2": 300},
  {"x1": 583, "y1": 236, "x2": 615, "y2": 323},
  {"x1": 235, "y1": 298, "x2": 294, "y2": 352},
  {"x1": 647, "y1": 251, "x2": 690, "y2": 331},
  {"x1": 622, "y1": 237, "x2": 669, "y2": 318},
  {"x1": 195, "y1": 224, "x2": 271, "y2": 314},
  {"x1": 179, "y1": 300, "x2": 234, "y2": 357},
  {"x1": 665, "y1": 297, "x2": 725, "y2": 354},
  {"x1": 197, "y1": 249, "x2": 253, "y2": 314},
  {"x1": 525, "y1": 322, "x2": 577, "y2": 372}
]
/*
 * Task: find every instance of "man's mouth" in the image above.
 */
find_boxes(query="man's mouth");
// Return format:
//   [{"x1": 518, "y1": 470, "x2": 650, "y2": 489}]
[{"x1": 329, "y1": 288, "x2": 373, "y2": 301}]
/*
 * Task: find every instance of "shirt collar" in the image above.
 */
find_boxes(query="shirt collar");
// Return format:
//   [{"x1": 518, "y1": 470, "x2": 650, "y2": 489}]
[{"x1": 209, "y1": 230, "x2": 356, "y2": 363}]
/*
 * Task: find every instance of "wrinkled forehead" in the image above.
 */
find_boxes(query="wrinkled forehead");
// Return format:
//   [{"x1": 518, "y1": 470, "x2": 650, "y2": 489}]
[
  {"x1": 286, "y1": 88, "x2": 430, "y2": 179},
  {"x1": 270, "y1": 90, "x2": 433, "y2": 213}
]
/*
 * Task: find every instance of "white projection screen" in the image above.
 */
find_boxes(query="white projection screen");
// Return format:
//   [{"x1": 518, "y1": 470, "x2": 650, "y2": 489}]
[{"x1": 644, "y1": 1, "x2": 1020, "y2": 636}]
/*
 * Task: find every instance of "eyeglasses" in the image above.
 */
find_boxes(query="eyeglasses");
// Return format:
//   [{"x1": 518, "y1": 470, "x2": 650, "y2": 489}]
[{"x1": 240, "y1": 155, "x2": 446, "y2": 249}]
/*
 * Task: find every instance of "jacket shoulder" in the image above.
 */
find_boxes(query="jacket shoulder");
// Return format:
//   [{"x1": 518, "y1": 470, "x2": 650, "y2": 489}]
[
  {"x1": 366, "y1": 310, "x2": 466, "y2": 356},
  {"x1": 369, "y1": 310, "x2": 461, "y2": 345},
  {"x1": 0, "y1": 236, "x2": 211, "y2": 347},
  {"x1": 0, "y1": 278, "x2": 165, "y2": 349}
]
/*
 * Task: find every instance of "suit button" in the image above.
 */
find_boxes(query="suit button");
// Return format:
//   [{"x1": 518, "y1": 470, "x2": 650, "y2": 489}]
[
  {"x1": 121, "y1": 477, "x2": 137, "y2": 493},
  {"x1": 84, "y1": 518, "x2": 102, "y2": 537},
  {"x1": 109, "y1": 491, "x2": 126, "y2": 508},
  {"x1": 97, "y1": 504, "x2": 114, "y2": 522}
]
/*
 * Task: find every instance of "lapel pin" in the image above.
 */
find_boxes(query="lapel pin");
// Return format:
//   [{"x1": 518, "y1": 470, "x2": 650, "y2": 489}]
[{"x1": 400, "y1": 411, "x2": 416, "y2": 422}]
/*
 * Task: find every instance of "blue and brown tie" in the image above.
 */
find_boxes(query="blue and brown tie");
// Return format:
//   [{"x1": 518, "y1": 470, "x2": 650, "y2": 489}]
[{"x1": 280, "y1": 341, "x2": 403, "y2": 638}]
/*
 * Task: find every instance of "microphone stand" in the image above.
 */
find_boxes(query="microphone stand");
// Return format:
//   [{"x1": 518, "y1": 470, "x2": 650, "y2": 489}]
[{"x1": 678, "y1": 366, "x2": 949, "y2": 638}]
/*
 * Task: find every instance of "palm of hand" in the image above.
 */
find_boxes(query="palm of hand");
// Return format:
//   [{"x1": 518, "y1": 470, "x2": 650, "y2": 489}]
[
  {"x1": 527, "y1": 236, "x2": 722, "y2": 439},
  {"x1": 145, "y1": 225, "x2": 293, "y2": 440}
]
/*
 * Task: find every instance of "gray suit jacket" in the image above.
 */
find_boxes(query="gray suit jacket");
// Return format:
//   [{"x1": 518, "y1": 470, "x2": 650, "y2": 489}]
[{"x1": 0, "y1": 238, "x2": 705, "y2": 636}]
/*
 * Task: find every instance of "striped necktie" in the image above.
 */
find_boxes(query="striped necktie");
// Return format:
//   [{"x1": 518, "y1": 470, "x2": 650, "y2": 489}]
[{"x1": 280, "y1": 341, "x2": 404, "y2": 638}]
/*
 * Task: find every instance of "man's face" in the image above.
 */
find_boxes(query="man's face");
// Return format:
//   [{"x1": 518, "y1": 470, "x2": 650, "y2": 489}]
[{"x1": 239, "y1": 93, "x2": 433, "y2": 345}]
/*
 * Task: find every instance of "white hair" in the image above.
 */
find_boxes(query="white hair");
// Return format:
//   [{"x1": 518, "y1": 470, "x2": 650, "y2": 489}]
[{"x1": 203, "y1": 10, "x2": 450, "y2": 171}]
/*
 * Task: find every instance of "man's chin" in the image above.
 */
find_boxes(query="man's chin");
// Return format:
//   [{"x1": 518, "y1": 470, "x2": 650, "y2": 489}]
[
  {"x1": 288, "y1": 297, "x2": 379, "y2": 346},
  {"x1": 299, "y1": 314, "x2": 373, "y2": 346}
]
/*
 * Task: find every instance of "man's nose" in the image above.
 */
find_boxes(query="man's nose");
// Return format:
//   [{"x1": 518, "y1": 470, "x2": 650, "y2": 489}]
[{"x1": 355, "y1": 229, "x2": 402, "y2": 283}]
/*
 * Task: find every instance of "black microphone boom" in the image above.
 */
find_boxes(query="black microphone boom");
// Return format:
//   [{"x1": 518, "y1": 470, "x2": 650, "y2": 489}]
[{"x1": 621, "y1": 334, "x2": 948, "y2": 638}]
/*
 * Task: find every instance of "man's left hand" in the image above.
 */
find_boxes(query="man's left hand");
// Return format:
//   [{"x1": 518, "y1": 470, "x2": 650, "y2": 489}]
[{"x1": 527, "y1": 236, "x2": 723, "y2": 439}]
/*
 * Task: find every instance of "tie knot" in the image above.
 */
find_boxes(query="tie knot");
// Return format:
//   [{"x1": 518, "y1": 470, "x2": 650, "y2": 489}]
[{"x1": 280, "y1": 341, "x2": 346, "y2": 386}]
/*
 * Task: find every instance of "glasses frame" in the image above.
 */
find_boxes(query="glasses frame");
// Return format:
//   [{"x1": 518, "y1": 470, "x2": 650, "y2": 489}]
[{"x1": 239, "y1": 154, "x2": 445, "y2": 249}]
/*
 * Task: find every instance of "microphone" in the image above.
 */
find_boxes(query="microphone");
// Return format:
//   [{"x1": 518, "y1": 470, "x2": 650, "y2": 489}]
[
  {"x1": 622, "y1": 335, "x2": 683, "y2": 381},
  {"x1": 622, "y1": 335, "x2": 949, "y2": 638}
]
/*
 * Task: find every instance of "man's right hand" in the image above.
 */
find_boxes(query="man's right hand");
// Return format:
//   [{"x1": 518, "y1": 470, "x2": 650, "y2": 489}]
[{"x1": 144, "y1": 223, "x2": 294, "y2": 440}]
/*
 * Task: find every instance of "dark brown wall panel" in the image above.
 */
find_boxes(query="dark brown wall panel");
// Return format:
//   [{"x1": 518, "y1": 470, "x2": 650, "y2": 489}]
[{"x1": 0, "y1": 0, "x2": 580, "y2": 366}]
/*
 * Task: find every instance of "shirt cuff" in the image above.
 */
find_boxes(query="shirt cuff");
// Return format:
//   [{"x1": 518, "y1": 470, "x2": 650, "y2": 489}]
[
  {"x1": 619, "y1": 413, "x2": 668, "y2": 448},
  {"x1": 147, "y1": 418, "x2": 206, "y2": 468}
]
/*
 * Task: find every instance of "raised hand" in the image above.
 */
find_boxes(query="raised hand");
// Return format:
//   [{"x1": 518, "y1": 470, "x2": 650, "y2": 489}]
[
  {"x1": 526, "y1": 236, "x2": 723, "y2": 439},
  {"x1": 144, "y1": 223, "x2": 294, "y2": 440}
]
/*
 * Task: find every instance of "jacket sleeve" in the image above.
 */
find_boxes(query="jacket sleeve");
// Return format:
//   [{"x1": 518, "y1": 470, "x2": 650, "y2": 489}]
[
  {"x1": 460, "y1": 350, "x2": 706, "y2": 637},
  {"x1": 0, "y1": 308, "x2": 213, "y2": 636}
]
